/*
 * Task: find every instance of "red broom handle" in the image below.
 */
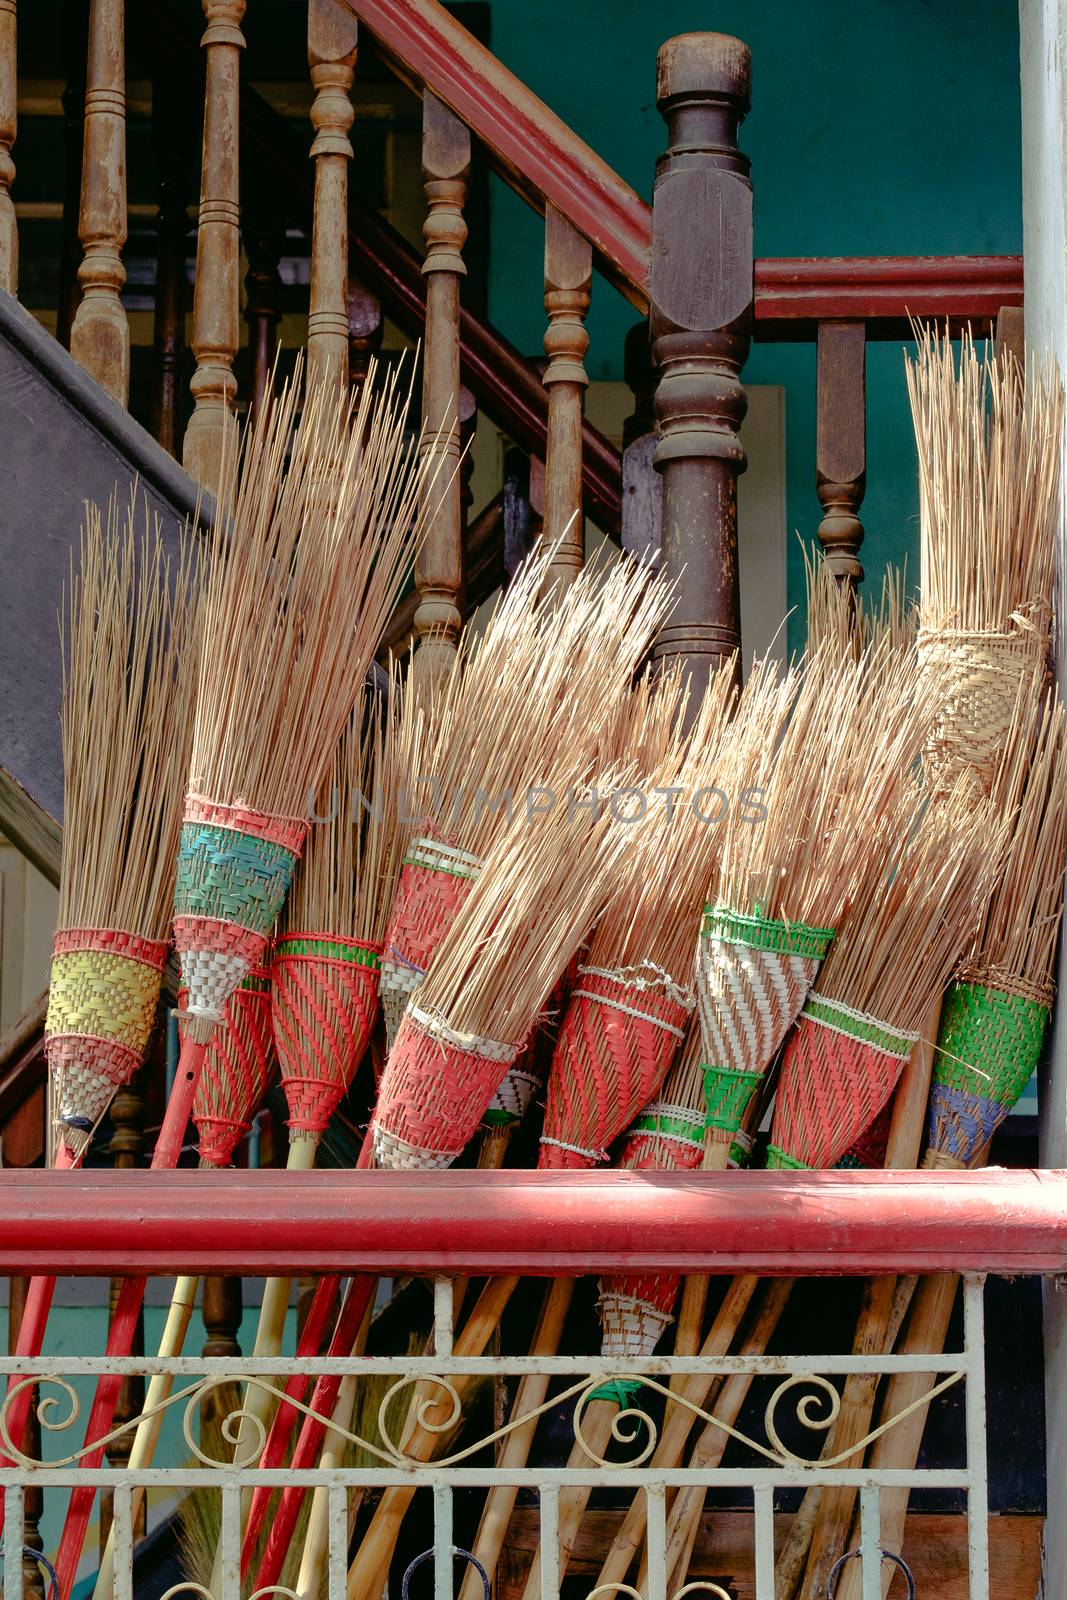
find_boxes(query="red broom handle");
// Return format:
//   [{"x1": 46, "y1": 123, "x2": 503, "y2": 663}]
[
  {"x1": 238, "y1": 1272, "x2": 344, "y2": 1577},
  {"x1": 52, "y1": 1035, "x2": 208, "y2": 1598},
  {"x1": 247, "y1": 1274, "x2": 377, "y2": 1589},
  {"x1": 243, "y1": 1131, "x2": 377, "y2": 1579}
]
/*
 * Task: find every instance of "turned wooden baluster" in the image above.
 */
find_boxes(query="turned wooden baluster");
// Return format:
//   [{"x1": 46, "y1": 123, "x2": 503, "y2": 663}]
[
  {"x1": 56, "y1": 0, "x2": 88, "y2": 350},
  {"x1": 621, "y1": 320, "x2": 662, "y2": 566},
  {"x1": 100, "y1": 1074, "x2": 146, "y2": 1551},
  {"x1": 541, "y1": 205, "x2": 592, "y2": 586},
  {"x1": 413, "y1": 91, "x2": 470, "y2": 680},
  {"x1": 347, "y1": 281, "x2": 383, "y2": 398},
  {"x1": 69, "y1": 0, "x2": 128, "y2": 404},
  {"x1": 183, "y1": 0, "x2": 245, "y2": 490},
  {"x1": 0, "y1": 0, "x2": 16, "y2": 296},
  {"x1": 201, "y1": 1275, "x2": 243, "y2": 1443},
  {"x1": 816, "y1": 320, "x2": 866, "y2": 586},
  {"x1": 243, "y1": 218, "x2": 283, "y2": 413},
  {"x1": 649, "y1": 34, "x2": 753, "y2": 693},
  {"x1": 308, "y1": 0, "x2": 357, "y2": 388},
  {"x1": 150, "y1": 64, "x2": 192, "y2": 458}
]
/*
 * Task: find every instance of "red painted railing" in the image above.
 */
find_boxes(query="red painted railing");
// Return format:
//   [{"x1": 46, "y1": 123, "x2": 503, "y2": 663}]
[{"x1": 3, "y1": 1169, "x2": 1064, "y2": 1277}]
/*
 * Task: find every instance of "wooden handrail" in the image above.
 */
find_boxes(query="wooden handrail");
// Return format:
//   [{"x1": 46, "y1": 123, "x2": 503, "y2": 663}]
[
  {"x1": 339, "y1": 0, "x2": 1024, "y2": 340},
  {"x1": 339, "y1": 0, "x2": 650, "y2": 304}
]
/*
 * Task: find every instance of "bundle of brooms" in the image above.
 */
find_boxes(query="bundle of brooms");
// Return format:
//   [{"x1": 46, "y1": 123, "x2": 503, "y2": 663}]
[
  {"x1": 831, "y1": 684, "x2": 1067, "y2": 1600},
  {"x1": 345, "y1": 767, "x2": 646, "y2": 1600},
  {"x1": 377, "y1": 540, "x2": 676, "y2": 1041},
  {"x1": 910, "y1": 327, "x2": 1061, "y2": 793},
  {"x1": 1, "y1": 495, "x2": 198, "y2": 1485},
  {"x1": 52, "y1": 358, "x2": 441, "y2": 1596}
]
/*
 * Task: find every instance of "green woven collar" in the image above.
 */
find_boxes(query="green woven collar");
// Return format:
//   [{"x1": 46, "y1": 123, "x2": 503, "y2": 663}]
[
  {"x1": 275, "y1": 936, "x2": 381, "y2": 968},
  {"x1": 701, "y1": 905, "x2": 834, "y2": 961},
  {"x1": 802, "y1": 994, "x2": 916, "y2": 1058}
]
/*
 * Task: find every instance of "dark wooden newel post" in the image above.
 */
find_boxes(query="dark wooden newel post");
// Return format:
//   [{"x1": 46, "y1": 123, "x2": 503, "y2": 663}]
[{"x1": 649, "y1": 32, "x2": 753, "y2": 693}]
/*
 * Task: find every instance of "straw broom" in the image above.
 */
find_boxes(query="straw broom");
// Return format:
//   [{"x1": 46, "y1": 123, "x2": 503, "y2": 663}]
[
  {"x1": 790, "y1": 681, "x2": 1050, "y2": 1599},
  {"x1": 910, "y1": 328, "x2": 1061, "y2": 793},
  {"x1": 346, "y1": 781, "x2": 643, "y2": 1600},
  {"x1": 378, "y1": 541, "x2": 676, "y2": 1041},
  {"x1": 91, "y1": 959, "x2": 278, "y2": 1600},
  {"x1": 53, "y1": 361, "x2": 437, "y2": 1596},
  {"x1": 652, "y1": 768, "x2": 1002, "y2": 1599},
  {"x1": 1, "y1": 496, "x2": 198, "y2": 1483},
  {"x1": 223, "y1": 702, "x2": 407, "y2": 1578},
  {"x1": 832, "y1": 688, "x2": 1067, "y2": 1600}
]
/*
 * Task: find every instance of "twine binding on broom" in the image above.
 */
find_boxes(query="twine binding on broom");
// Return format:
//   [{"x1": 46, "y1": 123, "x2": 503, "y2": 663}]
[
  {"x1": 697, "y1": 906, "x2": 833, "y2": 1143},
  {"x1": 379, "y1": 830, "x2": 483, "y2": 1043},
  {"x1": 174, "y1": 797, "x2": 307, "y2": 1029},
  {"x1": 917, "y1": 621, "x2": 1048, "y2": 794},
  {"x1": 191, "y1": 962, "x2": 275, "y2": 1168},
  {"x1": 271, "y1": 933, "x2": 382, "y2": 1135},
  {"x1": 925, "y1": 965, "x2": 1053, "y2": 1165},
  {"x1": 46, "y1": 928, "x2": 169, "y2": 1151},
  {"x1": 539, "y1": 964, "x2": 695, "y2": 1171},
  {"x1": 372, "y1": 1003, "x2": 521, "y2": 1169},
  {"x1": 768, "y1": 994, "x2": 918, "y2": 1170}
]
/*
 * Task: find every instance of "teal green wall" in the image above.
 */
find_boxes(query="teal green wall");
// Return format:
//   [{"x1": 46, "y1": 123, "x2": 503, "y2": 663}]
[{"x1": 483, "y1": 0, "x2": 1022, "y2": 644}]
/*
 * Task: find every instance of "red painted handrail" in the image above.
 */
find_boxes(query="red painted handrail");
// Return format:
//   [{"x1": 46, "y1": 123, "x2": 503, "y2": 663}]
[
  {"x1": 753, "y1": 255, "x2": 1024, "y2": 338},
  {"x1": 2, "y1": 1169, "x2": 1064, "y2": 1278}
]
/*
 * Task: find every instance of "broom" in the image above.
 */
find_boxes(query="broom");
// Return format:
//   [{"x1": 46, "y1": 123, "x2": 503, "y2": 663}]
[
  {"x1": 910, "y1": 327, "x2": 1061, "y2": 793},
  {"x1": 91, "y1": 955, "x2": 278, "y2": 1600},
  {"x1": 831, "y1": 687, "x2": 1067, "y2": 1600},
  {"x1": 346, "y1": 771, "x2": 644, "y2": 1600},
  {"x1": 225, "y1": 703, "x2": 399, "y2": 1569},
  {"x1": 53, "y1": 360, "x2": 437, "y2": 1595},
  {"x1": 461, "y1": 671, "x2": 735, "y2": 1600},
  {"x1": 257, "y1": 581, "x2": 677, "y2": 1593},
  {"x1": 1, "y1": 495, "x2": 198, "y2": 1480},
  {"x1": 378, "y1": 540, "x2": 676, "y2": 1041}
]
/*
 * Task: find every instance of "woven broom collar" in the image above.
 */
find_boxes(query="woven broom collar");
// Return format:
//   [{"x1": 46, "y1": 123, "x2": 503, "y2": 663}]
[
  {"x1": 272, "y1": 933, "x2": 382, "y2": 1134},
  {"x1": 372, "y1": 1005, "x2": 521, "y2": 1170},
  {"x1": 379, "y1": 828, "x2": 483, "y2": 1044},
  {"x1": 927, "y1": 970, "x2": 1051, "y2": 1164},
  {"x1": 595, "y1": 1288, "x2": 675, "y2": 1361},
  {"x1": 483, "y1": 1064, "x2": 541, "y2": 1127},
  {"x1": 191, "y1": 962, "x2": 274, "y2": 1167},
  {"x1": 697, "y1": 907, "x2": 833, "y2": 1141},
  {"x1": 767, "y1": 994, "x2": 917, "y2": 1171},
  {"x1": 539, "y1": 962, "x2": 694, "y2": 1170},
  {"x1": 923, "y1": 1147, "x2": 967, "y2": 1170},
  {"x1": 917, "y1": 622, "x2": 1048, "y2": 793}
]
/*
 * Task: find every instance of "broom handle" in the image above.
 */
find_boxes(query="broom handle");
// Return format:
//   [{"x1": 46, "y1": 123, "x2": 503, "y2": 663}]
[
  {"x1": 204, "y1": 1129, "x2": 322, "y2": 1600},
  {"x1": 793, "y1": 1007, "x2": 940, "y2": 1600},
  {"x1": 830, "y1": 1272, "x2": 960, "y2": 1600},
  {"x1": 345, "y1": 1274, "x2": 520, "y2": 1600},
  {"x1": 520, "y1": 1397, "x2": 620, "y2": 1600},
  {"x1": 92, "y1": 1276, "x2": 199, "y2": 1600},
  {"x1": 592, "y1": 1272, "x2": 762, "y2": 1597},
  {"x1": 456, "y1": 1277, "x2": 575, "y2": 1600},
  {"x1": 650, "y1": 1279, "x2": 794, "y2": 1597},
  {"x1": 0, "y1": 1145, "x2": 77, "y2": 1480},
  {"x1": 52, "y1": 1035, "x2": 208, "y2": 1600},
  {"x1": 296, "y1": 1373, "x2": 360, "y2": 1598},
  {"x1": 248, "y1": 1273, "x2": 376, "y2": 1589}
]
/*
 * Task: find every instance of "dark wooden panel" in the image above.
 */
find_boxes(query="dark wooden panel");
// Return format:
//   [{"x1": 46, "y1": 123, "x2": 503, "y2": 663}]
[{"x1": 0, "y1": 290, "x2": 203, "y2": 879}]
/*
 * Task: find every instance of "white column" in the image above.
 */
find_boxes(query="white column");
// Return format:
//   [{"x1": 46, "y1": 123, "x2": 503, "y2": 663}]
[{"x1": 1020, "y1": 5, "x2": 1067, "y2": 1596}]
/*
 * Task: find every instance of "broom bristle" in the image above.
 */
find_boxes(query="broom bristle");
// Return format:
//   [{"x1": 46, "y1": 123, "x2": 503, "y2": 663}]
[
  {"x1": 970, "y1": 685, "x2": 1067, "y2": 982},
  {"x1": 189, "y1": 360, "x2": 440, "y2": 818},
  {"x1": 59, "y1": 492, "x2": 200, "y2": 936},
  {"x1": 402, "y1": 541, "x2": 678, "y2": 854},
  {"x1": 908, "y1": 325, "x2": 1063, "y2": 632},
  {"x1": 816, "y1": 773, "x2": 1007, "y2": 1034},
  {"x1": 588, "y1": 664, "x2": 737, "y2": 981}
]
